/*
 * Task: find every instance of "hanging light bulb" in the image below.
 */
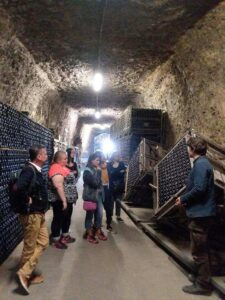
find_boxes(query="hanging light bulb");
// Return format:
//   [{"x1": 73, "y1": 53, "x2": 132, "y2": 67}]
[
  {"x1": 95, "y1": 110, "x2": 101, "y2": 119},
  {"x1": 92, "y1": 72, "x2": 103, "y2": 92}
]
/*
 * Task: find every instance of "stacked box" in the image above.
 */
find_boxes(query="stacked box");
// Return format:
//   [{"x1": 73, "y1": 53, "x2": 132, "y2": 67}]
[
  {"x1": 0, "y1": 102, "x2": 54, "y2": 263},
  {"x1": 126, "y1": 139, "x2": 166, "y2": 191},
  {"x1": 124, "y1": 139, "x2": 166, "y2": 207},
  {"x1": 111, "y1": 106, "x2": 166, "y2": 163},
  {"x1": 115, "y1": 134, "x2": 141, "y2": 163},
  {"x1": 110, "y1": 106, "x2": 165, "y2": 142}
]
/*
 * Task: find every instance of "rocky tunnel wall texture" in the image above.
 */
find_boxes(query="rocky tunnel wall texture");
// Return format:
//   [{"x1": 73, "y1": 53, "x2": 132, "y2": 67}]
[{"x1": 0, "y1": 1, "x2": 224, "y2": 150}]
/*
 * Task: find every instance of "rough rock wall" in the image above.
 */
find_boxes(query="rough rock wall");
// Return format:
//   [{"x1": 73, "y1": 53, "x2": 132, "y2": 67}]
[
  {"x1": 138, "y1": 2, "x2": 225, "y2": 147},
  {"x1": 0, "y1": 8, "x2": 76, "y2": 145}
]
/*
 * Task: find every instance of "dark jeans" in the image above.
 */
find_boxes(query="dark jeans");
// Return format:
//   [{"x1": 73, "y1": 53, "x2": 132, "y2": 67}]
[
  {"x1": 111, "y1": 191, "x2": 123, "y2": 217},
  {"x1": 103, "y1": 186, "x2": 113, "y2": 226},
  {"x1": 51, "y1": 201, "x2": 73, "y2": 238},
  {"x1": 85, "y1": 201, "x2": 103, "y2": 230},
  {"x1": 189, "y1": 217, "x2": 214, "y2": 289}
]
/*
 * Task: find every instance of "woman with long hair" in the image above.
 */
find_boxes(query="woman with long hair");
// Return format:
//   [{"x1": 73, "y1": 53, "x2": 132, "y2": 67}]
[
  {"x1": 95, "y1": 151, "x2": 113, "y2": 231},
  {"x1": 108, "y1": 152, "x2": 126, "y2": 222},
  {"x1": 83, "y1": 153, "x2": 107, "y2": 244},
  {"x1": 66, "y1": 148, "x2": 79, "y2": 179}
]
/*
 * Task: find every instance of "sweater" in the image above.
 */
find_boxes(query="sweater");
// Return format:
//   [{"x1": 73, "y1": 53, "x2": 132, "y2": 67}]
[{"x1": 180, "y1": 156, "x2": 216, "y2": 218}]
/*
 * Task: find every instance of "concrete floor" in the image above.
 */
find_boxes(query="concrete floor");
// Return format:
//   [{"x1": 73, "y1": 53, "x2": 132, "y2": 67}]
[{"x1": 0, "y1": 184, "x2": 220, "y2": 300}]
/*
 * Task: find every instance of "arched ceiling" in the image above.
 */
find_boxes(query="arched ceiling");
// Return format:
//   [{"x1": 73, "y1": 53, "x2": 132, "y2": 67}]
[{"x1": 1, "y1": 0, "x2": 221, "y2": 145}]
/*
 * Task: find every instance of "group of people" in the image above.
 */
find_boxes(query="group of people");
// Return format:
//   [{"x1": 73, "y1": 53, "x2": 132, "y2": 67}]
[
  {"x1": 12, "y1": 136, "x2": 216, "y2": 297},
  {"x1": 82, "y1": 151, "x2": 126, "y2": 244},
  {"x1": 13, "y1": 144, "x2": 126, "y2": 294}
]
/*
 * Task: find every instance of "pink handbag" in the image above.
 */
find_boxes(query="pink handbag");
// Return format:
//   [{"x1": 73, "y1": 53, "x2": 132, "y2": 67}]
[{"x1": 83, "y1": 201, "x2": 97, "y2": 211}]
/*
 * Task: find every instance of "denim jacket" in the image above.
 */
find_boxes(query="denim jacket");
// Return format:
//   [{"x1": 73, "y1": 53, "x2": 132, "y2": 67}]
[{"x1": 180, "y1": 156, "x2": 216, "y2": 218}]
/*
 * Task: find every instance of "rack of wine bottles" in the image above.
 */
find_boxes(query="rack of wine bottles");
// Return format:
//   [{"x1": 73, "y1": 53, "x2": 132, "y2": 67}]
[
  {"x1": 110, "y1": 106, "x2": 165, "y2": 142},
  {"x1": 152, "y1": 131, "x2": 225, "y2": 220},
  {"x1": 126, "y1": 139, "x2": 166, "y2": 191},
  {"x1": 0, "y1": 102, "x2": 54, "y2": 264},
  {"x1": 124, "y1": 139, "x2": 166, "y2": 207}
]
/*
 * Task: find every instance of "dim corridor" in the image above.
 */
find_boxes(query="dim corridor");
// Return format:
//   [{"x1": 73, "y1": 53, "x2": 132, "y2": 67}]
[{"x1": 0, "y1": 181, "x2": 218, "y2": 300}]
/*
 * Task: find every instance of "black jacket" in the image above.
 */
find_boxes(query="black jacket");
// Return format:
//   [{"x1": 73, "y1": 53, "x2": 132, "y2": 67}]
[
  {"x1": 108, "y1": 161, "x2": 126, "y2": 194},
  {"x1": 16, "y1": 163, "x2": 48, "y2": 214},
  {"x1": 82, "y1": 167, "x2": 102, "y2": 202}
]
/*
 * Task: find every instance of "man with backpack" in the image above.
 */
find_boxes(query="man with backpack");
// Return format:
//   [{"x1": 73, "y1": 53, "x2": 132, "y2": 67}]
[{"x1": 14, "y1": 145, "x2": 49, "y2": 294}]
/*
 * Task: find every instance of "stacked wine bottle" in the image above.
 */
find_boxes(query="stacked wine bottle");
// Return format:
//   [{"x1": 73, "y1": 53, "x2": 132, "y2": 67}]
[
  {"x1": 0, "y1": 102, "x2": 54, "y2": 263},
  {"x1": 157, "y1": 138, "x2": 191, "y2": 207}
]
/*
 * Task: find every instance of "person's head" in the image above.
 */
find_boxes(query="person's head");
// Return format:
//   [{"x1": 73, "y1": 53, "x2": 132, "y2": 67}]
[
  {"x1": 186, "y1": 137, "x2": 207, "y2": 158},
  {"x1": 66, "y1": 148, "x2": 75, "y2": 163},
  {"x1": 29, "y1": 145, "x2": 48, "y2": 166},
  {"x1": 74, "y1": 136, "x2": 82, "y2": 147},
  {"x1": 87, "y1": 153, "x2": 101, "y2": 168},
  {"x1": 94, "y1": 151, "x2": 105, "y2": 163},
  {"x1": 110, "y1": 151, "x2": 121, "y2": 163},
  {"x1": 53, "y1": 151, "x2": 67, "y2": 167}
]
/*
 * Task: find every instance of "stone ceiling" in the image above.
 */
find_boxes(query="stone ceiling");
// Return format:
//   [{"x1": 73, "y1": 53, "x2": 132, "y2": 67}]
[{"x1": 2, "y1": 0, "x2": 220, "y2": 112}]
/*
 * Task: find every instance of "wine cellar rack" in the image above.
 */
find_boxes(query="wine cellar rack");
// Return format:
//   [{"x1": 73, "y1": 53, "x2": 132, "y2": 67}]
[
  {"x1": 0, "y1": 102, "x2": 54, "y2": 263},
  {"x1": 153, "y1": 131, "x2": 225, "y2": 219},
  {"x1": 124, "y1": 139, "x2": 166, "y2": 207}
]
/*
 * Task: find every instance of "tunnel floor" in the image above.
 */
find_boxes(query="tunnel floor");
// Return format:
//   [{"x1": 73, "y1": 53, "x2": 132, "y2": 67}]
[{"x1": 0, "y1": 181, "x2": 218, "y2": 300}]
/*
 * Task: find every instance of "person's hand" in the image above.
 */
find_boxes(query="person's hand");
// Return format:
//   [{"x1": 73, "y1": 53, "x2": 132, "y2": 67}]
[
  {"x1": 175, "y1": 197, "x2": 182, "y2": 206},
  {"x1": 62, "y1": 201, "x2": 67, "y2": 211},
  {"x1": 28, "y1": 197, "x2": 32, "y2": 204}
]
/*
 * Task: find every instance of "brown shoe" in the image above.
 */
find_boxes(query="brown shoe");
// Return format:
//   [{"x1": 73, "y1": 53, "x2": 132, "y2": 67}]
[
  {"x1": 86, "y1": 229, "x2": 99, "y2": 244},
  {"x1": 17, "y1": 271, "x2": 30, "y2": 295},
  {"x1": 96, "y1": 229, "x2": 108, "y2": 241},
  {"x1": 30, "y1": 274, "x2": 44, "y2": 285}
]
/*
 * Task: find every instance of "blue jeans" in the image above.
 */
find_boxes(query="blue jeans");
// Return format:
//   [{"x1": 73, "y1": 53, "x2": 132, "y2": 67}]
[{"x1": 85, "y1": 201, "x2": 103, "y2": 230}]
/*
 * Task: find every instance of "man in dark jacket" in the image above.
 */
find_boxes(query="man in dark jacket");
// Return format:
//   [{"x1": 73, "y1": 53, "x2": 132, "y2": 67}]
[
  {"x1": 176, "y1": 137, "x2": 216, "y2": 296},
  {"x1": 16, "y1": 145, "x2": 49, "y2": 295}
]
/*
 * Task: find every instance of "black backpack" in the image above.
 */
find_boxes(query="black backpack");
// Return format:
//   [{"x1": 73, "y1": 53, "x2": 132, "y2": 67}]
[{"x1": 9, "y1": 165, "x2": 37, "y2": 213}]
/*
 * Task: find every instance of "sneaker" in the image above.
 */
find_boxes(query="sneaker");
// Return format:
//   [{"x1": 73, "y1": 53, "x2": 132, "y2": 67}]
[
  {"x1": 30, "y1": 275, "x2": 44, "y2": 285},
  {"x1": 182, "y1": 284, "x2": 212, "y2": 295},
  {"x1": 117, "y1": 217, "x2": 124, "y2": 222},
  {"x1": 106, "y1": 225, "x2": 113, "y2": 232},
  {"x1": 52, "y1": 240, "x2": 68, "y2": 249},
  {"x1": 96, "y1": 229, "x2": 108, "y2": 241},
  {"x1": 61, "y1": 235, "x2": 76, "y2": 243},
  {"x1": 87, "y1": 235, "x2": 99, "y2": 244},
  {"x1": 17, "y1": 271, "x2": 30, "y2": 295}
]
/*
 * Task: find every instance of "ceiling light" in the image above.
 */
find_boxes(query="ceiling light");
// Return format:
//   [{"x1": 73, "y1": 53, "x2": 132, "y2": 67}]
[
  {"x1": 95, "y1": 110, "x2": 101, "y2": 119},
  {"x1": 92, "y1": 72, "x2": 103, "y2": 92},
  {"x1": 102, "y1": 139, "x2": 116, "y2": 157}
]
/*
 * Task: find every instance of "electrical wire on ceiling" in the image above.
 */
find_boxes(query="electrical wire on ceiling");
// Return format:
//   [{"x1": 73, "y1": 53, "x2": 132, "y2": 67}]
[{"x1": 95, "y1": 0, "x2": 108, "y2": 118}]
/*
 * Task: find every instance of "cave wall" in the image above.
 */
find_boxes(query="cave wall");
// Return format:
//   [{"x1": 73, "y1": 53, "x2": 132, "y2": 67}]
[
  {"x1": 138, "y1": 2, "x2": 225, "y2": 147},
  {"x1": 0, "y1": 8, "x2": 76, "y2": 146}
]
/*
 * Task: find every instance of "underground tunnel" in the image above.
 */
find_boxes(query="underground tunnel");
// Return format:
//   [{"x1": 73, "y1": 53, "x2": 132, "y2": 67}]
[{"x1": 0, "y1": 0, "x2": 225, "y2": 299}]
